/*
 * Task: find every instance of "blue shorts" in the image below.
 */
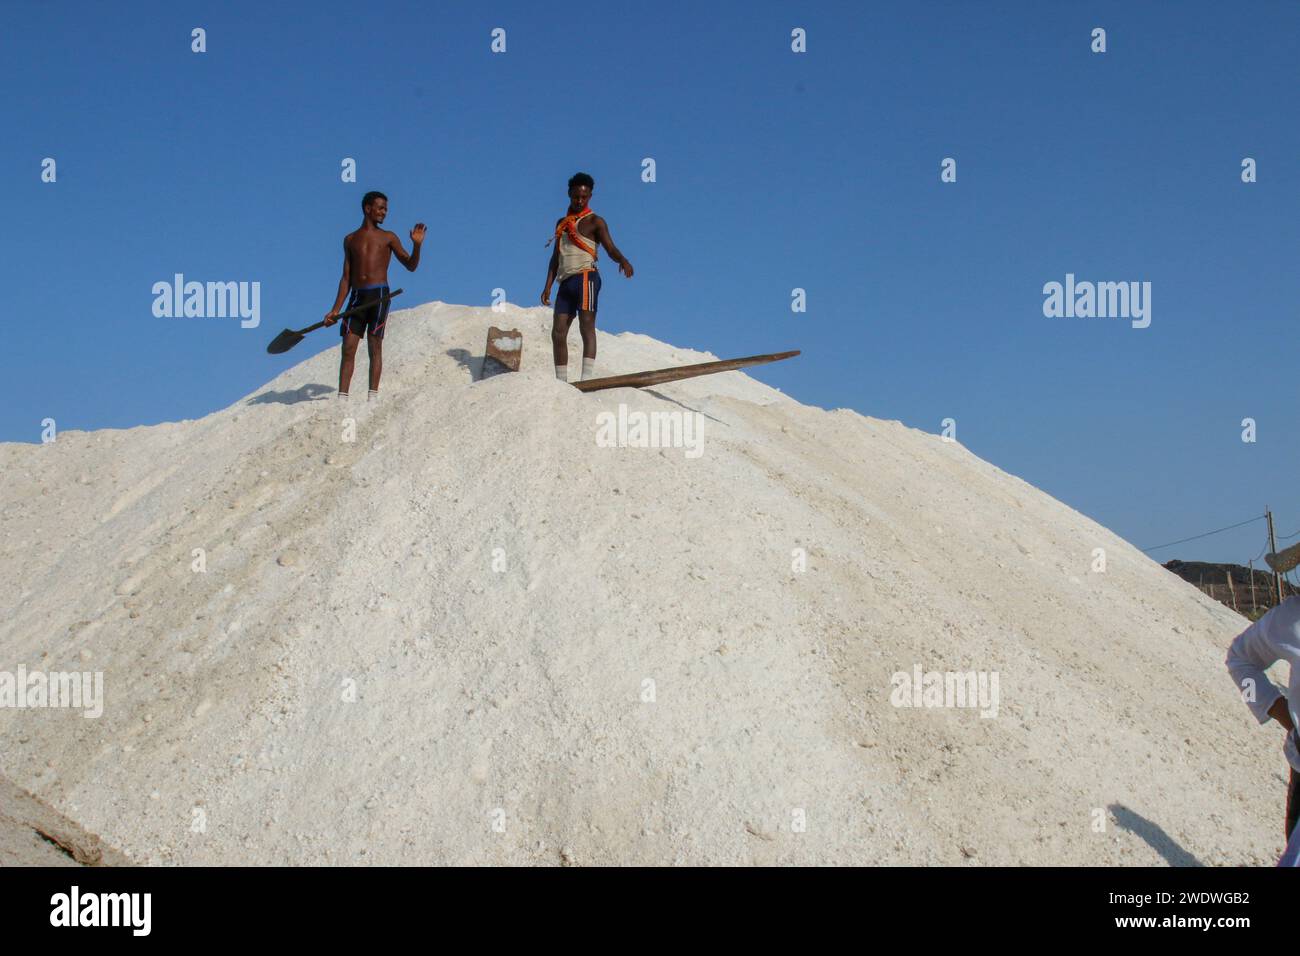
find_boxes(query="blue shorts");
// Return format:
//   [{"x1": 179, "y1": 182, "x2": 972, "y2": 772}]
[
  {"x1": 554, "y1": 270, "x2": 600, "y2": 317},
  {"x1": 341, "y1": 285, "x2": 390, "y2": 339}
]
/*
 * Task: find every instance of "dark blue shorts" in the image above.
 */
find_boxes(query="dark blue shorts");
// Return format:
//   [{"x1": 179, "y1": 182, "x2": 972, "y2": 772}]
[
  {"x1": 341, "y1": 285, "x2": 390, "y2": 339},
  {"x1": 554, "y1": 270, "x2": 600, "y2": 317}
]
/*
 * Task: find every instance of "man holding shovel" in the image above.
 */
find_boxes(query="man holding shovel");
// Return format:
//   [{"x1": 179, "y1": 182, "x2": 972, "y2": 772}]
[{"x1": 324, "y1": 191, "x2": 426, "y2": 401}]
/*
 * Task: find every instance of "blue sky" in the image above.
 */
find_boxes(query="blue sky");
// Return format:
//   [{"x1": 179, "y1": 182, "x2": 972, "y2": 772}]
[{"x1": 4, "y1": 0, "x2": 1298, "y2": 566}]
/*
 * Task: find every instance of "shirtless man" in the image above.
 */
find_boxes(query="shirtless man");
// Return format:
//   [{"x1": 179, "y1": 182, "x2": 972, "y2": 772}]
[
  {"x1": 324, "y1": 191, "x2": 426, "y2": 401},
  {"x1": 540, "y1": 172, "x2": 633, "y2": 382}
]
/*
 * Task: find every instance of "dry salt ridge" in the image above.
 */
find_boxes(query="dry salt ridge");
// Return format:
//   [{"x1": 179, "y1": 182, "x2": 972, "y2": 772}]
[{"x1": 0, "y1": 300, "x2": 1287, "y2": 866}]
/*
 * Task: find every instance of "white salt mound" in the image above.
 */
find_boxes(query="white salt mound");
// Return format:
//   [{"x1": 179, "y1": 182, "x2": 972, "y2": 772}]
[{"x1": 0, "y1": 300, "x2": 1285, "y2": 865}]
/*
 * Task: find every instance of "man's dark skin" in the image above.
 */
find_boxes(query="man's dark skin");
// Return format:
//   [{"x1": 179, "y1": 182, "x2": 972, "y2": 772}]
[
  {"x1": 1269, "y1": 697, "x2": 1295, "y2": 733},
  {"x1": 540, "y1": 182, "x2": 632, "y2": 368},
  {"x1": 324, "y1": 196, "x2": 426, "y2": 394}
]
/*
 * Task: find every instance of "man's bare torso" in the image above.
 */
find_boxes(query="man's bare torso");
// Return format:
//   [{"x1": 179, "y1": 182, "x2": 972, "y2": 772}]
[{"x1": 346, "y1": 226, "x2": 399, "y2": 287}]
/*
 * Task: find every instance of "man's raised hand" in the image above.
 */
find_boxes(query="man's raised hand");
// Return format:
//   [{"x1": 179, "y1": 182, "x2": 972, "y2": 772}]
[{"x1": 411, "y1": 223, "x2": 427, "y2": 245}]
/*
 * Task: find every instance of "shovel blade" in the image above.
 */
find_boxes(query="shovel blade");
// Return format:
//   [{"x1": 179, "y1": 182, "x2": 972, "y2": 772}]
[
  {"x1": 1267, "y1": 542, "x2": 1300, "y2": 574},
  {"x1": 266, "y1": 329, "x2": 305, "y2": 354}
]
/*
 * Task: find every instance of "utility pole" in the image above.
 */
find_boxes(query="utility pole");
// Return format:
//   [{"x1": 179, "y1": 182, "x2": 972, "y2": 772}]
[
  {"x1": 1267, "y1": 508, "x2": 1283, "y2": 606},
  {"x1": 1249, "y1": 559, "x2": 1257, "y2": 614}
]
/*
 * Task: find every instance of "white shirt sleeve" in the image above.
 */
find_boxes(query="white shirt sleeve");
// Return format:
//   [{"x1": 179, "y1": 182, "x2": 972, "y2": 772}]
[{"x1": 1225, "y1": 599, "x2": 1299, "y2": 724}]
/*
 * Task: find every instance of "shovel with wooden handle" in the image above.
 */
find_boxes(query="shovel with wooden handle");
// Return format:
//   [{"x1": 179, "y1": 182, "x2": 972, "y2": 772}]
[
  {"x1": 265, "y1": 288, "x2": 404, "y2": 354},
  {"x1": 571, "y1": 350, "x2": 799, "y2": 393}
]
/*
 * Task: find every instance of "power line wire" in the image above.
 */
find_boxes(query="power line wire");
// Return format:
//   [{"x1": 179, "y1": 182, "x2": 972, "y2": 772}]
[{"x1": 1140, "y1": 514, "x2": 1266, "y2": 553}]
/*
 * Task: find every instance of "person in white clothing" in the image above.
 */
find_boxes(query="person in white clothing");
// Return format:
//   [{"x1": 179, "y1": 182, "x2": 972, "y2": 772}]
[{"x1": 1225, "y1": 595, "x2": 1300, "y2": 849}]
